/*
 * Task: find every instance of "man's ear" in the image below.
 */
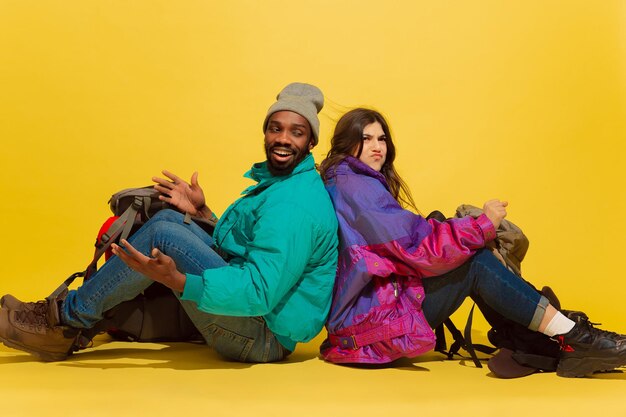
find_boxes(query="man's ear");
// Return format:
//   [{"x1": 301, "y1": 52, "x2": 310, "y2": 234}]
[{"x1": 308, "y1": 137, "x2": 315, "y2": 151}]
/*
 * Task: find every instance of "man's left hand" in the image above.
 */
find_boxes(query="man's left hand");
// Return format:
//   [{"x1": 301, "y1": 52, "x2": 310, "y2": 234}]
[{"x1": 153, "y1": 170, "x2": 206, "y2": 216}]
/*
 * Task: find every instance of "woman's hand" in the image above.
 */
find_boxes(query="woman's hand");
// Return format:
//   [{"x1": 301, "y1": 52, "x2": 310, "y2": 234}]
[
  {"x1": 152, "y1": 170, "x2": 207, "y2": 216},
  {"x1": 483, "y1": 199, "x2": 508, "y2": 229},
  {"x1": 111, "y1": 239, "x2": 186, "y2": 292}
]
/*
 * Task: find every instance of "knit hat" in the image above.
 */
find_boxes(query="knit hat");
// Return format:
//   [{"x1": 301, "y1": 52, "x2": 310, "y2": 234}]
[{"x1": 263, "y1": 82, "x2": 324, "y2": 145}]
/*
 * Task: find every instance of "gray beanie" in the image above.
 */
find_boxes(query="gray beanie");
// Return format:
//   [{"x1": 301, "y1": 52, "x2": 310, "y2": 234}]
[{"x1": 263, "y1": 82, "x2": 324, "y2": 145}]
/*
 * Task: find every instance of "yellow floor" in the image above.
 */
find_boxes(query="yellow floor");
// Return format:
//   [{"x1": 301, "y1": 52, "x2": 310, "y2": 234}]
[{"x1": 1, "y1": 330, "x2": 625, "y2": 417}]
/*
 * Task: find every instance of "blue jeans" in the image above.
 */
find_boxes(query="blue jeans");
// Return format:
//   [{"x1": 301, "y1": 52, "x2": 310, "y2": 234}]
[
  {"x1": 421, "y1": 249, "x2": 548, "y2": 331},
  {"x1": 61, "y1": 210, "x2": 289, "y2": 363}
]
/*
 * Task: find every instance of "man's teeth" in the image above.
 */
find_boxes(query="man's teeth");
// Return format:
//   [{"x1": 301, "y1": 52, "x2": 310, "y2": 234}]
[{"x1": 273, "y1": 149, "x2": 293, "y2": 157}]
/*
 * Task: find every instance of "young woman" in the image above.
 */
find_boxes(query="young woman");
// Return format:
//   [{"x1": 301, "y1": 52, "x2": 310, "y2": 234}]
[{"x1": 318, "y1": 108, "x2": 625, "y2": 378}]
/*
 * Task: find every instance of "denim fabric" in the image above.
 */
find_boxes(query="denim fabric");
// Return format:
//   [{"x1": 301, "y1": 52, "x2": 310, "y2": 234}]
[
  {"x1": 421, "y1": 248, "x2": 544, "y2": 330},
  {"x1": 61, "y1": 209, "x2": 289, "y2": 363}
]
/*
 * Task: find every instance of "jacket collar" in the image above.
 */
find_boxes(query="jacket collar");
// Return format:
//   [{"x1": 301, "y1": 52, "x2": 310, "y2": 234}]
[
  {"x1": 241, "y1": 153, "x2": 315, "y2": 195},
  {"x1": 332, "y1": 156, "x2": 390, "y2": 191}
]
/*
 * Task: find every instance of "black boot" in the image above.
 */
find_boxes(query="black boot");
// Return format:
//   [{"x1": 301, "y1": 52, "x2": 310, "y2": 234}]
[{"x1": 557, "y1": 312, "x2": 626, "y2": 377}]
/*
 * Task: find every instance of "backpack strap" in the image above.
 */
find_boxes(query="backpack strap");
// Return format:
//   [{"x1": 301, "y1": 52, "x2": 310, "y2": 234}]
[
  {"x1": 434, "y1": 322, "x2": 448, "y2": 354},
  {"x1": 463, "y1": 303, "x2": 484, "y2": 368},
  {"x1": 84, "y1": 198, "x2": 142, "y2": 279},
  {"x1": 46, "y1": 271, "x2": 83, "y2": 303},
  {"x1": 106, "y1": 195, "x2": 144, "y2": 243},
  {"x1": 47, "y1": 195, "x2": 145, "y2": 301},
  {"x1": 436, "y1": 304, "x2": 497, "y2": 367}
]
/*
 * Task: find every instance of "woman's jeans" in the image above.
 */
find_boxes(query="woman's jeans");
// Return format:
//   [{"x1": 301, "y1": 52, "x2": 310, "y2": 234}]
[
  {"x1": 421, "y1": 249, "x2": 549, "y2": 331},
  {"x1": 61, "y1": 210, "x2": 289, "y2": 363}
]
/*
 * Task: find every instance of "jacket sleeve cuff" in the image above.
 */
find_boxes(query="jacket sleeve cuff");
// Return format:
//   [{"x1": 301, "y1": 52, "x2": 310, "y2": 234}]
[
  {"x1": 476, "y1": 213, "x2": 497, "y2": 242},
  {"x1": 181, "y1": 273, "x2": 204, "y2": 304}
]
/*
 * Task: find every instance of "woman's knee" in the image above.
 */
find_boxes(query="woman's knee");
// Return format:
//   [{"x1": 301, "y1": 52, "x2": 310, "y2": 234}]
[
  {"x1": 473, "y1": 248, "x2": 496, "y2": 262},
  {"x1": 470, "y1": 248, "x2": 508, "y2": 273}
]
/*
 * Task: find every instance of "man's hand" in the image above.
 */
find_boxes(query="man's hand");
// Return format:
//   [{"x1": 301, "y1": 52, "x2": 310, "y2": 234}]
[
  {"x1": 111, "y1": 239, "x2": 186, "y2": 292},
  {"x1": 483, "y1": 199, "x2": 508, "y2": 229},
  {"x1": 152, "y1": 170, "x2": 207, "y2": 216}
]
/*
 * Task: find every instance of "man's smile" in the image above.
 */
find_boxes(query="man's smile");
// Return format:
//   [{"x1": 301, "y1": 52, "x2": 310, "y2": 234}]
[{"x1": 271, "y1": 146, "x2": 295, "y2": 163}]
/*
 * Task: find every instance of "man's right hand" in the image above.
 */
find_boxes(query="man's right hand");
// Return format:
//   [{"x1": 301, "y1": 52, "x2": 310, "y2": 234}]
[
  {"x1": 152, "y1": 170, "x2": 208, "y2": 217},
  {"x1": 483, "y1": 199, "x2": 508, "y2": 229}
]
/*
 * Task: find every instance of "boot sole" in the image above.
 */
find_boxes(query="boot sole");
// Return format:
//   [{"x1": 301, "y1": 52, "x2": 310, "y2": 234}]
[
  {"x1": 557, "y1": 355, "x2": 626, "y2": 377},
  {"x1": 0, "y1": 334, "x2": 68, "y2": 362}
]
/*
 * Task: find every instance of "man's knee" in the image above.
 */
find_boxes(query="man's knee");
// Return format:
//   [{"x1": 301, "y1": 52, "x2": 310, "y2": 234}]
[
  {"x1": 149, "y1": 209, "x2": 184, "y2": 224},
  {"x1": 131, "y1": 211, "x2": 190, "y2": 249}
]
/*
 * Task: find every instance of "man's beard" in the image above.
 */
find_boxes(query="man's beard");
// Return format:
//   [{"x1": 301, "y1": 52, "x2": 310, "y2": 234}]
[{"x1": 265, "y1": 141, "x2": 311, "y2": 176}]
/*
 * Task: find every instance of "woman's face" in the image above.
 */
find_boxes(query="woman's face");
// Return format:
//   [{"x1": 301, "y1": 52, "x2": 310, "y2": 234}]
[{"x1": 354, "y1": 121, "x2": 387, "y2": 172}]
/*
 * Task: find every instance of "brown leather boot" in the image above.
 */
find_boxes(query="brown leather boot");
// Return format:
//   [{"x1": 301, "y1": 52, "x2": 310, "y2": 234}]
[{"x1": 0, "y1": 294, "x2": 80, "y2": 361}]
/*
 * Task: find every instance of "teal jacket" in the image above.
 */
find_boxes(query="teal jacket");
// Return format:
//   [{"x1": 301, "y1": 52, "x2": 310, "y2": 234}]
[{"x1": 182, "y1": 154, "x2": 338, "y2": 351}]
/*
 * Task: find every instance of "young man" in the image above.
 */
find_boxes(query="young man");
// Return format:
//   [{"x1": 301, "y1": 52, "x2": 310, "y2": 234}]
[{"x1": 0, "y1": 82, "x2": 339, "y2": 363}]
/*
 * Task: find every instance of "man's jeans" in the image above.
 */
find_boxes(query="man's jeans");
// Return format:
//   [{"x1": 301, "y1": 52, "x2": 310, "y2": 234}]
[
  {"x1": 422, "y1": 249, "x2": 548, "y2": 331},
  {"x1": 61, "y1": 210, "x2": 289, "y2": 363}
]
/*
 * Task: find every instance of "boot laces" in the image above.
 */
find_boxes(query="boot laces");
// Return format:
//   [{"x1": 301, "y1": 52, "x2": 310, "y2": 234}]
[
  {"x1": 577, "y1": 316, "x2": 621, "y2": 340},
  {"x1": 14, "y1": 301, "x2": 49, "y2": 328}
]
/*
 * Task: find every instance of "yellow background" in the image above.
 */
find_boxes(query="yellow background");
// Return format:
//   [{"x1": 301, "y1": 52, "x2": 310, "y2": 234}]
[
  {"x1": 2, "y1": 0, "x2": 624, "y2": 325},
  {"x1": 1, "y1": 2, "x2": 625, "y2": 416}
]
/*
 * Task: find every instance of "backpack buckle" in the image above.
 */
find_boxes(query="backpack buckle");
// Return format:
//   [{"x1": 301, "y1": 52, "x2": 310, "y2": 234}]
[{"x1": 132, "y1": 196, "x2": 143, "y2": 210}]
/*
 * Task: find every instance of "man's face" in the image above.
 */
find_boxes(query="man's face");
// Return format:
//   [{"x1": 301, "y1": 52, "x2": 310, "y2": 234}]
[{"x1": 264, "y1": 111, "x2": 314, "y2": 176}]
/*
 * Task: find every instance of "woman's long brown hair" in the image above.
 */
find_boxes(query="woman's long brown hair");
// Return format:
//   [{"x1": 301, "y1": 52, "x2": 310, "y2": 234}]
[{"x1": 319, "y1": 108, "x2": 418, "y2": 211}]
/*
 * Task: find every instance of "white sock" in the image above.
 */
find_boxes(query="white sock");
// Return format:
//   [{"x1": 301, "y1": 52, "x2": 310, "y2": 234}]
[{"x1": 542, "y1": 311, "x2": 576, "y2": 337}]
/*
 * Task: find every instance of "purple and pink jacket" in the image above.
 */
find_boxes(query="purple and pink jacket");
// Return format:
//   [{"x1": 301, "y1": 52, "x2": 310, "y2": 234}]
[{"x1": 320, "y1": 157, "x2": 496, "y2": 364}]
